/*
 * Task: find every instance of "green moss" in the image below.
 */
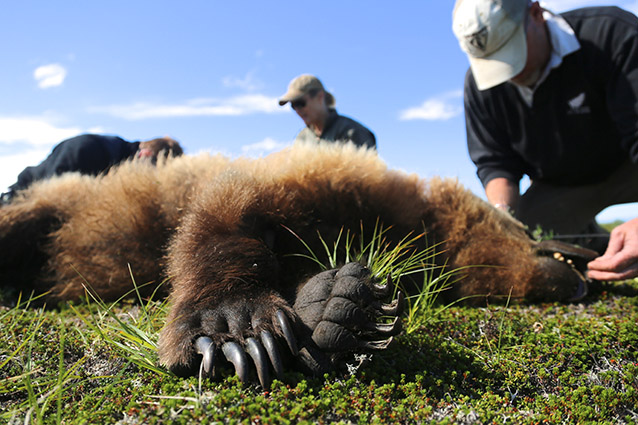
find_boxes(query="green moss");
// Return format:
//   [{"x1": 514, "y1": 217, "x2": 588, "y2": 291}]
[{"x1": 2, "y1": 279, "x2": 638, "y2": 423}]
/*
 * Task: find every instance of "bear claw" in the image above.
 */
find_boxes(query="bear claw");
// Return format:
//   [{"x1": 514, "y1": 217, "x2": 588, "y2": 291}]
[
  {"x1": 260, "y1": 330, "x2": 284, "y2": 378},
  {"x1": 221, "y1": 341, "x2": 249, "y2": 383},
  {"x1": 192, "y1": 310, "x2": 293, "y2": 388},
  {"x1": 195, "y1": 336, "x2": 216, "y2": 377},
  {"x1": 380, "y1": 291, "x2": 405, "y2": 316},
  {"x1": 276, "y1": 310, "x2": 299, "y2": 356},
  {"x1": 367, "y1": 315, "x2": 402, "y2": 334},
  {"x1": 245, "y1": 337, "x2": 271, "y2": 387},
  {"x1": 372, "y1": 275, "x2": 394, "y2": 298},
  {"x1": 362, "y1": 336, "x2": 394, "y2": 350}
]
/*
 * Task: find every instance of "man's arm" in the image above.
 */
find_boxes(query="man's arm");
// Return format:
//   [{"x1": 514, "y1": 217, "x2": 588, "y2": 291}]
[
  {"x1": 464, "y1": 70, "x2": 526, "y2": 197},
  {"x1": 485, "y1": 177, "x2": 519, "y2": 212}
]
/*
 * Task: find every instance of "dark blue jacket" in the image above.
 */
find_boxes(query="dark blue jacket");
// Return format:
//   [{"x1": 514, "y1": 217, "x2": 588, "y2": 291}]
[{"x1": 10, "y1": 134, "x2": 140, "y2": 192}]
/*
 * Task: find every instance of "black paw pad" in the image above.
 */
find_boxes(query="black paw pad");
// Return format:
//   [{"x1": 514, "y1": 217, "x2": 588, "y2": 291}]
[{"x1": 294, "y1": 262, "x2": 404, "y2": 354}]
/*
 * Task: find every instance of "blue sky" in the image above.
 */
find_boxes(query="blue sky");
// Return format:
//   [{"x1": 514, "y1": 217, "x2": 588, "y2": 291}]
[{"x1": 1, "y1": 0, "x2": 636, "y2": 221}]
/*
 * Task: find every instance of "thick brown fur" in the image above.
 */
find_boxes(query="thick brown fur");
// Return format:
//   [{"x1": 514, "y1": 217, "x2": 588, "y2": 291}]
[{"x1": 0, "y1": 142, "x2": 593, "y2": 374}]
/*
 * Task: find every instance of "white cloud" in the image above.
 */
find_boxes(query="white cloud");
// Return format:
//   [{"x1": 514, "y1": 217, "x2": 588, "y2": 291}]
[
  {"x1": 0, "y1": 148, "x2": 51, "y2": 192},
  {"x1": 0, "y1": 117, "x2": 83, "y2": 146},
  {"x1": 34, "y1": 64, "x2": 67, "y2": 89},
  {"x1": 91, "y1": 94, "x2": 286, "y2": 120},
  {"x1": 399, "y1": 90, "x2": 463, "y2": 121},
  {"x1": 241, "y1": 137, "x2": 291, "y2": 155},
  {"x1": 222, "y1": 71, "x2": 263, "y2": 91}
]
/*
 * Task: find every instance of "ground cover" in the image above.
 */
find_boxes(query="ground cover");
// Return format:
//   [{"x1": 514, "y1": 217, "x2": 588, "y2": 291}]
[
  {"x1": 1, "y1": 277, "x2": 637, "y2": 424},
  {"x1": 2, "y1": 224, "x2": 637, "y2": 424}
]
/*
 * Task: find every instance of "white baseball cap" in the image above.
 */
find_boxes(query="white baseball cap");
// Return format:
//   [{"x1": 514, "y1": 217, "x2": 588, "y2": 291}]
[{"x1": 452, "y1": 0, "x2": 529, "y2": 90}]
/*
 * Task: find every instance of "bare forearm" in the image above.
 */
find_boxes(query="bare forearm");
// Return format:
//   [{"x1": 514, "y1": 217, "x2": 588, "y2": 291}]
[{"x1": 485, "y1": 177, "x2": 519, "y2": 212}]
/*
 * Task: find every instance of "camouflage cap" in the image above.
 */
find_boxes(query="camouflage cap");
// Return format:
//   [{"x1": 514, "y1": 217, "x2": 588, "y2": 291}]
[{"x1": 278, "y1": 74, "x2": 335, "y2": 107}]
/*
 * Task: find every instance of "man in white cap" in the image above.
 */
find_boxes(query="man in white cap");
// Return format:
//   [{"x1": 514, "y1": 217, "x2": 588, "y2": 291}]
[
  {"x1": 452, "y1": 0, "x2": 638, "y2": 281},
  {"x1": 279, "y1": 74, "x2": 376, "y2": 149}
]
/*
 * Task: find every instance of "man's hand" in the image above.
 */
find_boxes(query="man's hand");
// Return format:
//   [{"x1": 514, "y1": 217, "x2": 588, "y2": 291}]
[{"x1": 587, "y1": 217, "x2": 638, "y2": 281}]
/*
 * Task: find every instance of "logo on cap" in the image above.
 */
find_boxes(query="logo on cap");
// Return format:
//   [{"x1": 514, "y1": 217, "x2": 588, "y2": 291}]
[{"x1": 466, "y1": 27, "x2": 489, "y2": 52}]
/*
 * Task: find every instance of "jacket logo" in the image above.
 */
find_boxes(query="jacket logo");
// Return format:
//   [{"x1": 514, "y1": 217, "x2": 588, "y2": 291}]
[
  {"x1": 466, "y1": 27, "x2": 488, "y2": 53},
  {"x1": 568, "y1": 93, "x2": 585, "y2": 109},
  {"x1": 567, "y1": 93, "x2": 591, "y2": 115}
]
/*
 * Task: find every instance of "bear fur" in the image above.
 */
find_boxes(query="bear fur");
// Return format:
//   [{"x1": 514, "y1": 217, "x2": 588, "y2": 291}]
[{"x1": 0, "y1": 142, "x2": 594, "y2": 384}]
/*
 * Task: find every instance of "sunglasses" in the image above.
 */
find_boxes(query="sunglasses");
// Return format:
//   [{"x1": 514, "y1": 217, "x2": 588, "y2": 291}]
[{"x1": 291, "y1": 98, "x2": 307, "y2": 110}]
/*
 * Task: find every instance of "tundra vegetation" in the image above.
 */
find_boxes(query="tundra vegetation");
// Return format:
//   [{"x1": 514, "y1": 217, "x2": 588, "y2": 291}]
[{"x1": 1, "y1": 227, "x2": 637, "y2": 424}]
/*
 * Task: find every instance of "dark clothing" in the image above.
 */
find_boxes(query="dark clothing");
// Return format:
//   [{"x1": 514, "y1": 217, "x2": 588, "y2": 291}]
[
  {"x1": 9, "y1": 134, "x2": 140, "y2": 192},
  {"x1": 516, "y1": 160, "x2": 638, "y2": 254},
  {"x1": 465, "y1": 7, "x2": 638, "y2": 188},
  {"x1": 295, "y1": 109, "x2": 376, "y2": 149}
]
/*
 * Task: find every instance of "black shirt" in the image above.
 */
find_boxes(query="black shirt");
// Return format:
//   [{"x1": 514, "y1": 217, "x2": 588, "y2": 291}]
[
  {"x1": 295, "y1": 109, "x2": 377, "y2": 149},
  {"x1": 465, "y1": 7, "x2": 638, "y2": 187}
]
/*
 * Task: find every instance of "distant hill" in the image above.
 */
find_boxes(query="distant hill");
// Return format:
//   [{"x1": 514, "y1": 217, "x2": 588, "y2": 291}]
[{"x1": 601, "y1": 220, "x2": 625, "y2": 232}]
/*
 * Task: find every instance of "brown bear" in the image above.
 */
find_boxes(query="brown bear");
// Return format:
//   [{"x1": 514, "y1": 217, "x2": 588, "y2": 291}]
[{"x1": 0, "y1": 142, "x2": 595, "y2": 387}]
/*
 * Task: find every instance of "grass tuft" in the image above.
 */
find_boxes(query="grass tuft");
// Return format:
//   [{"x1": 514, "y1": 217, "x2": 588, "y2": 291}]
[
  {"x1": 70, "y1": 266, "x2": 170, "y2": 376},
  {"x1": 285, "y1": 221, "x2": 466, "y2": 332}
]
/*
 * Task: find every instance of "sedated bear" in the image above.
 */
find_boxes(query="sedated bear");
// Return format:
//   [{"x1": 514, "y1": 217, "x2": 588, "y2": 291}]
[{"x1": 0, "y1": 142, "x2": 596, "y2": 387}]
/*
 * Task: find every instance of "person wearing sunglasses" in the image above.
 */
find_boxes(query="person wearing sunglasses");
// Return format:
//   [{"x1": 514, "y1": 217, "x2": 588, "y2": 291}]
[
  {"x1": 278, "y1": 74, "x2": 376, "y2": 149},
  {"x1": 452, "y1": 0, "x2": 638, "y2": 280}
]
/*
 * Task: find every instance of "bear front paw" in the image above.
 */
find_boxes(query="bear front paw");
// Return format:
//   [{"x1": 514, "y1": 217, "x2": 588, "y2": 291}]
[
  {"x1": 158, "y1": 295, "x2": 299, "y2": 388},
  {"x1": 293, "y1": 262, "x2": 404, "y2": 373}
]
